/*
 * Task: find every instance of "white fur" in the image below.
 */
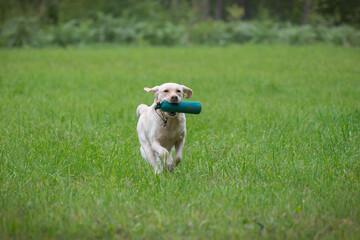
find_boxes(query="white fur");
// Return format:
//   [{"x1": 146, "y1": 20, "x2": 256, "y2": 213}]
[{"x1": 136, "y1": 83, "x2": 193, "y2": 174}]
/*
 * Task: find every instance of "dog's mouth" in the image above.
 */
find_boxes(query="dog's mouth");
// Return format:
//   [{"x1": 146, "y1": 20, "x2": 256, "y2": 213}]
[{"x1": 166, "y1": 112, "x2": 177, "y2": 117}]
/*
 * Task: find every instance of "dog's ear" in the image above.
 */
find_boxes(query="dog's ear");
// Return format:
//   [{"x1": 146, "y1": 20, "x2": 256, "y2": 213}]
[
  {"x1": 144, "y1": 86, "x2": 159, "y2": 93},
  {"x1": 144, "y1": 86, "x2": 160, "y2": 102},
  {"x1": 182, "y1": 85, "x2": 193, "y2": 99}
]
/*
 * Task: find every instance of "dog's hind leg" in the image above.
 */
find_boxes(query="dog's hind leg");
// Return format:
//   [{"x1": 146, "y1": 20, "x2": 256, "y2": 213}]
[{"x1": 174, "y1": 139, "x2": 185, "y2": 165}]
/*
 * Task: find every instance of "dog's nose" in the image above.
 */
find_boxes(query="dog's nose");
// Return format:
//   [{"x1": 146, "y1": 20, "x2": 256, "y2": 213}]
[{"x1": 171, "y1": 96, "x2": 178, "y2": 102}]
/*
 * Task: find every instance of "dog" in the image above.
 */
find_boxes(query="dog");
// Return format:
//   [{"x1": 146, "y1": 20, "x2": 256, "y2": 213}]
[{"x1": 136, "y1": 83, "x2": 193, "y2": 174}]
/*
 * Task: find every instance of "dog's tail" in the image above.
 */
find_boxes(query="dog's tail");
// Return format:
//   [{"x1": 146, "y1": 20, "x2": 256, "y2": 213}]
[{"x1": 136, "y1": 104, "x2": 148, "y2": 119}]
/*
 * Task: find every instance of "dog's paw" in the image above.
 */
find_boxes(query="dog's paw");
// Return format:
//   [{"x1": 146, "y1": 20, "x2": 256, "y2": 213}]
[
  {"x1": 166, "y1": 161, "x2": 175, "y2": 172},
  {"x1": 155, "y1": 167, "x2": 162, "y2": 175}
]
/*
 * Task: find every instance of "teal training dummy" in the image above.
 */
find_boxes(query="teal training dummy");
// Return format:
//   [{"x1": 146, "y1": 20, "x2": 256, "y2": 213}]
[{"x1": 155, "y1": 101, "x2": 202, "y2": 114}]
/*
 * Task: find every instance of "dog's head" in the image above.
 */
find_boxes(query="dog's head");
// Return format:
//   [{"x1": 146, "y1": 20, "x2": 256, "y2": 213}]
[{"x1": 144, "y1": 83, "x2": 193, "y2": 117}]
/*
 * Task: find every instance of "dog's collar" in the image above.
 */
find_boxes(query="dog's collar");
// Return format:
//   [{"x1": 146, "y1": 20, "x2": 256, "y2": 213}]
[
  {"x1": 154, "y1": 104, "x2": 168, "y2": 127},
  {"x1": 155, "y1": 102, "x2": 162, "y2": 110}
]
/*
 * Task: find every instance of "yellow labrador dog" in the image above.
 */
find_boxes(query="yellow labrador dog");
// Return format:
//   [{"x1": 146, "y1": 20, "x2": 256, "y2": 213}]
[{"x1": 136, "y1": 83, "x2": 193, "y2": 174}]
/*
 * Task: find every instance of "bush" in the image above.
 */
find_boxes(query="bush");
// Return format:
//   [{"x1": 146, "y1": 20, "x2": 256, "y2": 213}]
[
  {"x1": 0, "y1": 17, "x2": 43, "y2": 47},
  {"x1": 277, "y1": 24, "x2": 317, "y2": 45},
  {"x1": 141, "y1": 21, "x2": 186, "y2": 45},
  {"x1": 51, "y1": 20, "x2": 95, "y2": 46},
  {"x1": 251, "y1": 21, "x2": 280, "y2": 44},
  {"x1": 327, "y1": 25, "x2": 360, "y2": 46},
  {"x1": 112, "y1": 21, "x2": 145, "y2": 44},
  {"x1": 229, "y1": 22, "x2": 259, "y2": 43},
  {"x1": 190, "y1": 21, "x2": 231, "y2": 45},
  {"x1": 1, "y1": 14, "x2": 360, "y2": 48},
  {"x1": 49, "y1": 14, "x2": 186, "y2": 46}
]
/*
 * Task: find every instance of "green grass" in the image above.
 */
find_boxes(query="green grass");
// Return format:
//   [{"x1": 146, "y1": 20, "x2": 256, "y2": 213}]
[{"x1": 0, "y1": 45, "x2": 359, "y2": 239}]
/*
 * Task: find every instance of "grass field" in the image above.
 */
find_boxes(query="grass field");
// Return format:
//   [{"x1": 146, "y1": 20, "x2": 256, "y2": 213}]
[{"x1": 0, "y1": 45, "x2": 359, "y2": 239}]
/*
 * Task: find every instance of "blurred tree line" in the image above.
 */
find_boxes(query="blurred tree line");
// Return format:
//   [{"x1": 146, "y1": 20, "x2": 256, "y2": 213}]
[
  {"x1": 1, "y1": 0, "x2": 359, "y2": 47},
  {"x1": 1, "y1": 0, "x2": 359, "y2": 26}
]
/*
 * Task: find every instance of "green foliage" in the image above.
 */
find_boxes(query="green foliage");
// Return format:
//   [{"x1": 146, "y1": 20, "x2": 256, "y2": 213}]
[
  {"x1": 0, "y1": 17, "x2": 41, "y2": 47},
  {"x1": 1, "y1": 14, "x2": 360, "y2": 48},
  {"x1": 189, "y1": 21, "x2": 231, "y2": 45},
  {"x1": 328, "y1": 26, "x2": 360, "y2": 47},
  {"x1": 246, "y1": 21, "x2": 279, "y2": 44},
  {"x1": 48, "y1": 13, "x2": 186, "y2": 46},
  {"x1": 229, "y1": 22, "x2": 259, "y2": 43},
  {"x1": 140, "y1": 21, "x2": 186, "y2": 45},
  {"x1": 2, "y1": 0, "x2": 360, "y2": 28},
  {"x1": 0, "y1": 45, "x2": 360, "y2": 239},
  {"x1": 51, "y1": 20, "x2": 94, "y2": 46},
  {"x1": 226, "y1": 4, "x2": 245, "y2": 21},
  {"x1": 277, "y1": 24, "x2": 317, "y2": 45}
]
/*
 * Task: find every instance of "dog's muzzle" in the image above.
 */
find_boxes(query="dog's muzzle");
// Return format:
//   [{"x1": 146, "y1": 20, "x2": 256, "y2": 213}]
[{"x1": 166, "y1": 112, "x2": 177, "y2": 117}]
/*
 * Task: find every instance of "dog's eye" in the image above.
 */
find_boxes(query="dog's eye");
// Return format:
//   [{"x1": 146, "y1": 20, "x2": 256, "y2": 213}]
[
  {"x1": 164, "y1": 90, "x2": 169, "y2": 93},
  {"x1": 176, "y1": 90, "x2": 181, "y2": 93}
]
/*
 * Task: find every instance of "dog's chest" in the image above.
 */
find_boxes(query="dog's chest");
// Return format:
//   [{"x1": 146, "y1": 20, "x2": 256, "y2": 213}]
[{"x1": 157, "y1": 126, "x2": 185, "y2": 146}]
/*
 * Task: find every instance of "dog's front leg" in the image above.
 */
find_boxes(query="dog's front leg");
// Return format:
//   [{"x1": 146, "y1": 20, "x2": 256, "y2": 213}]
[
  {"x1": 140, "y1": 144, "x2": 161, "y2": 174},
  {"x1": 151, "y1": 142, "x2": 175, "y2": 172},
  {"x1": 174, "y1": 139, "x2": 185, "y2": 165}
]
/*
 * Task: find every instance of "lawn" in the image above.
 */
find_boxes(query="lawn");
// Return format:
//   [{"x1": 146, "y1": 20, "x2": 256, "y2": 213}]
[{"x1": 0, "y1": 45, "x2": 359, "y2": 239}]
